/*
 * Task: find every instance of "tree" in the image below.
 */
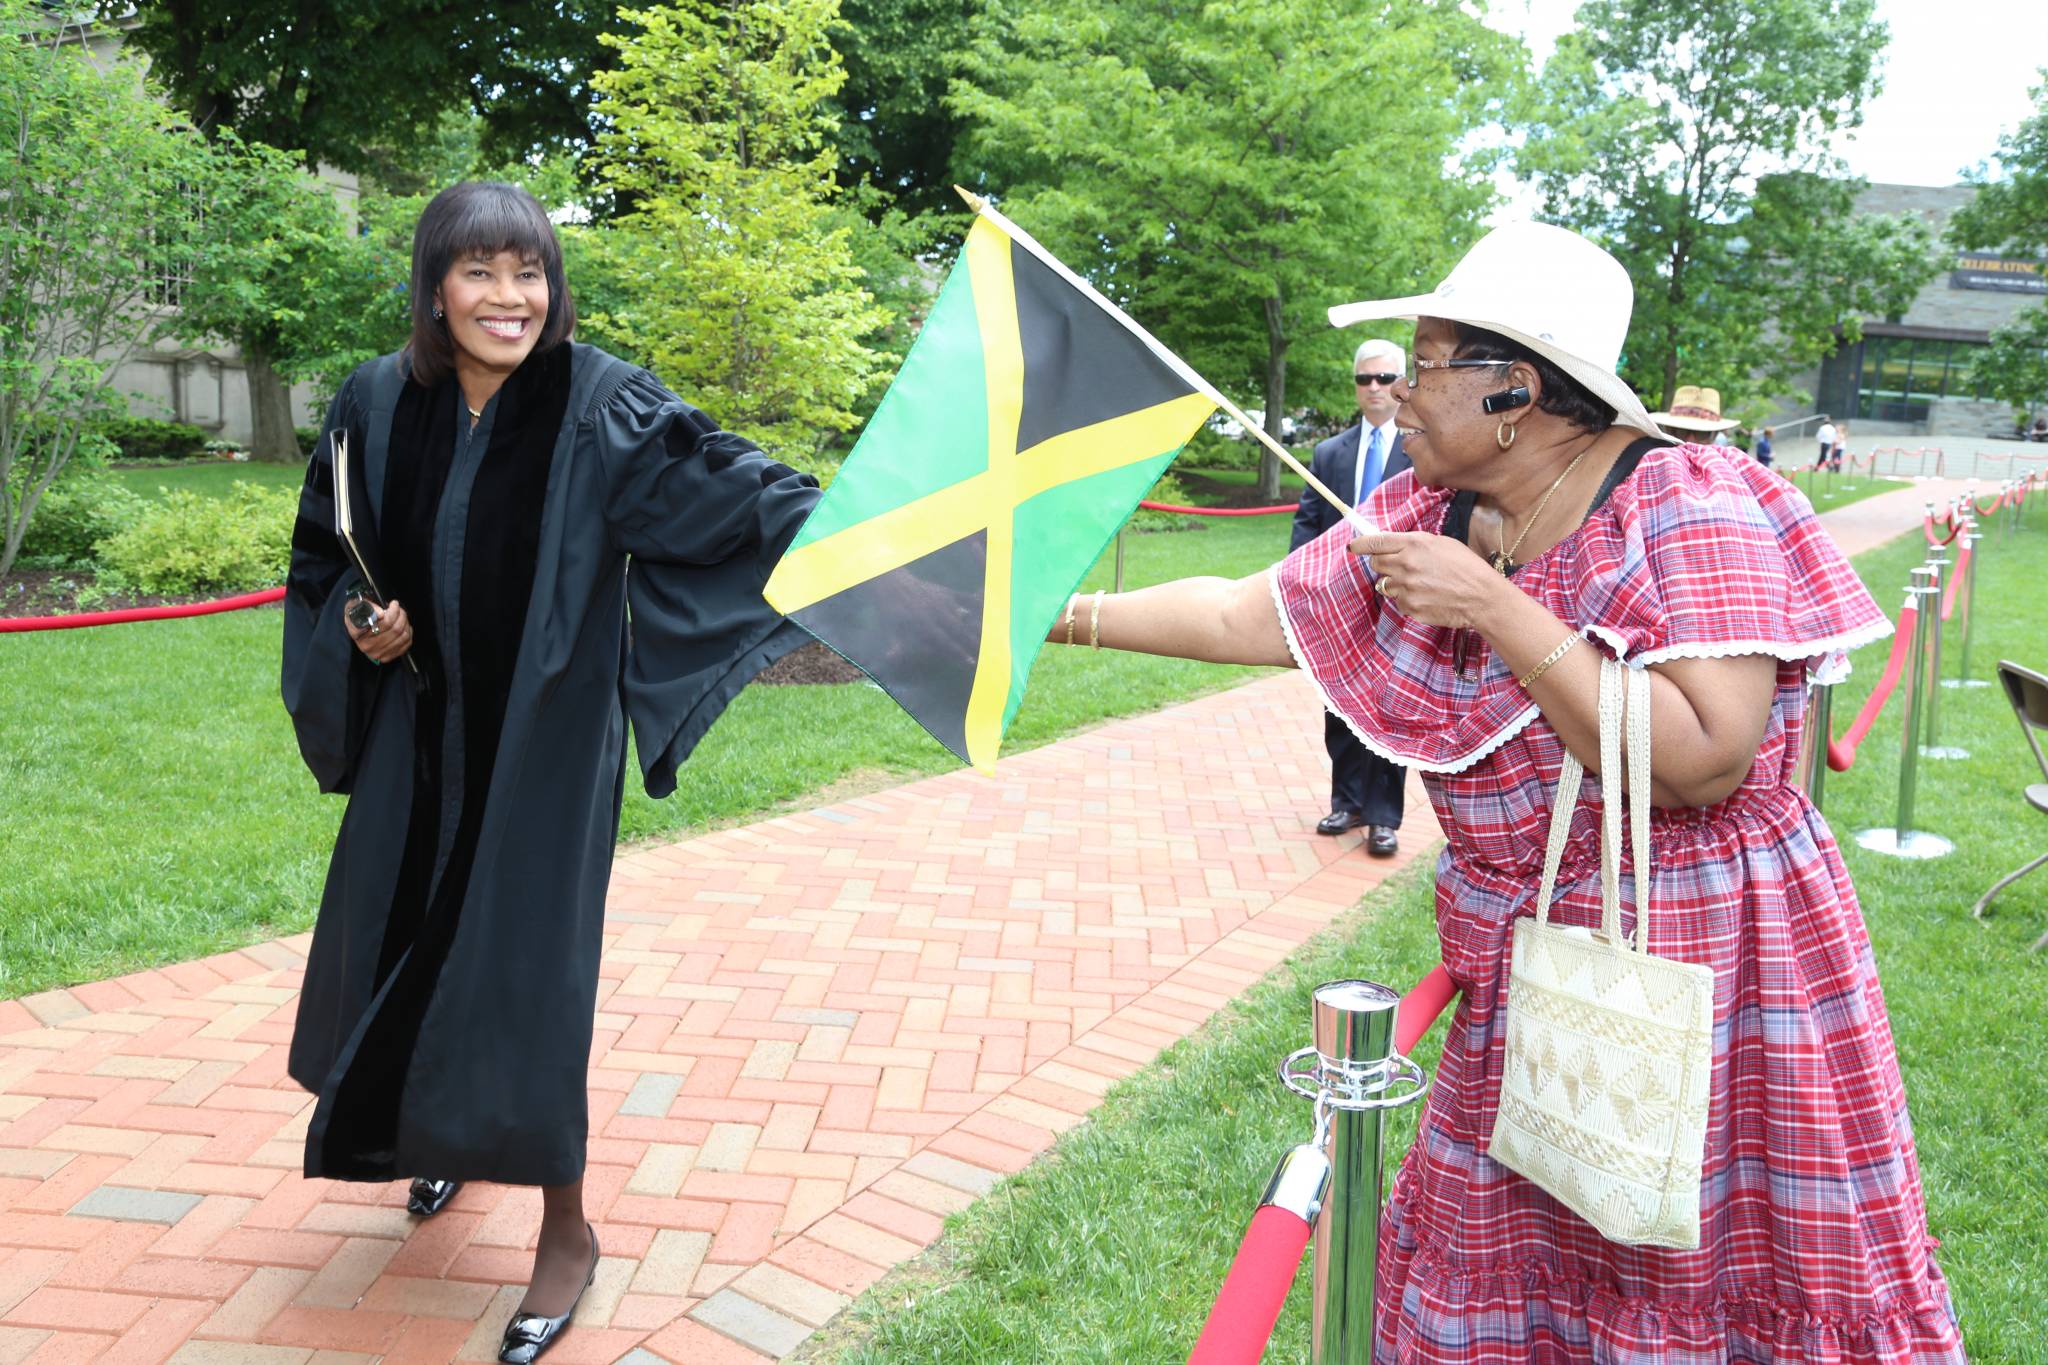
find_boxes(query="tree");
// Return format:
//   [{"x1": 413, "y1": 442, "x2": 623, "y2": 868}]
[
  {"x1": 583, "y1": 0, "x2": 887, "y2": 461},
  {"x1": 1951, "y1": 73, "x2": 2048, "y2": 425},
  {"x1": 0, "y1": 6, "x2": 211, "y2": 577},
  {"x1": 1519, "y1": 0, "x2": 1940, "y2": 416},
  {"x1": 114, "y1": 1, "x2": 623, "y2": 432},
  {"x1": 953, "y1": 0, "x2": 1519, "y2": 497},
  {"x1": 829, "y1": 0, "x2": 978, "y2": 220},
  {"x1": 172, "y1": 136, "x2": 416, "y2": 455}
]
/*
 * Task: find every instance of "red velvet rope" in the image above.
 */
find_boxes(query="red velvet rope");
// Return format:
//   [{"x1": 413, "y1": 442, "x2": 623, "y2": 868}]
[
  {"x1": 1139, "y1": 500, "x2": 1294, "y2": 516},
  {"x1": 1923, "y1": 513, "x2": 1962, "y2": 547},
  {"x1": 0, "y1": 585, "x2": 286, "y2": 634},
  {"x1": 1396, "y1": 964, "x2": 1457, "y2": 1055},
  {"x1": 1826, "y1": 602, "x2": 1918, "y2": 772},
  {"x1": 1941, "y1": 543, "x2": 1969, "y2": 622},
  {"x1": 1972, "y1": 489, "x2": 2007, "y2": 518},
  {"x1": 1187, "y1": 1205, "x2": 1315, "y2": 1365}
]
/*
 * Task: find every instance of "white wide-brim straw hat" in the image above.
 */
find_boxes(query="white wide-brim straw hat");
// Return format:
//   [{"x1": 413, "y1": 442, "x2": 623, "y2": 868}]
[
  {"x1": 1647, "y1": 385, "x2": 1742, "y2": 433},
  {"x1": 1328, "y1": 221, "x2": 1661, "y2": 440}
]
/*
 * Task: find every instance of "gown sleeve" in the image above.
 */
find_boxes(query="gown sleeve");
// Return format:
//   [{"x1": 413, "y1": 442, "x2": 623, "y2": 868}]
[
  {"x1": 596, "y1": 369, "x2": 822, "y2": 798},
  {"x1": 1574, "y1": 442, "x2": 1892, "y2": 674},
  {"x1": 280, "y1": 373, "x2": 379, "y2": 794}
]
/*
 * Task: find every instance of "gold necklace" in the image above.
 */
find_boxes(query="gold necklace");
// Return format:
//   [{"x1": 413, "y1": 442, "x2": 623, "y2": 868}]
[{"x1": 1489, "y1": 442, "x2": 1595, "y2": 574}]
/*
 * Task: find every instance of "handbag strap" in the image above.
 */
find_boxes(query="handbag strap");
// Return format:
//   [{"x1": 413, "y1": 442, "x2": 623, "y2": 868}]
[
  {"x1": 1625, "y1": 662, "x2": 1654, "y2": 955},
  {"x1": 1533, "y1": 656, "x2": 1613, "y2": 927},
  {"x1": 1596, "y1": 654, "x2": 1627, "y2": 945},
  {"x1": 1533, "y1": 656, "x2": 1650, "y2": 950}
]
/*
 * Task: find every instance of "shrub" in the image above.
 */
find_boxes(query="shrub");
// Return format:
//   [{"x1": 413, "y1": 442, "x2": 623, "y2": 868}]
[
  {"x1": 295, "y1": 426, "x2": 320, "y2": 456},
  {"x1": 96, "y1": 481, "x2": 296, "y2": 594},
  {"x1": 16, "y1": 466, "x2": 148, "y2": 567},
  {"x1": 1127, "y1": 471, "x2": 1203, "y2": 533},
  {"x1": 97, "y1": 416, "x2": 212, "y2": 461},
  {"x1": 1176, "y1": 426, "x2": 1260, "y2": 471}
]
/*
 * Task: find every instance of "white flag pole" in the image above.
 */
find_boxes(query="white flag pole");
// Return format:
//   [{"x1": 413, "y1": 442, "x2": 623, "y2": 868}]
[{"x1": 954, "y1": 187, "x2": 1379, "y2": 537}]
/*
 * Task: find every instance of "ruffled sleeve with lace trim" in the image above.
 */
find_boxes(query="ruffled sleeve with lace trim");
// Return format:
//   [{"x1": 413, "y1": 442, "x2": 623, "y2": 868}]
[{"x1": 1269, "y1": 442, "x2": 1891, "y2": 775}]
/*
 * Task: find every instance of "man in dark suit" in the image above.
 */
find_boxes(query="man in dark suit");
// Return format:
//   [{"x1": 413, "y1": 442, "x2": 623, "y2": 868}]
[{"x1": 1289, "y1": 338, "x2": 1410, "y2": 856}]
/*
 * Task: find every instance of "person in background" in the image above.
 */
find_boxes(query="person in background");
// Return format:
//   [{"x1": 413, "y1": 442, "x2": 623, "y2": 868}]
[
  {"x1": 1833, "y1": 419, "x2": 1851, "y2": 471},
  {"x1": 281, "y1": 182, "x2": 820, "y2": 1364},
  {"x1": 1289, "y1": 337, "x2": 1411, "y2": 855},
  {"x1": 1047, "y1": 221, "x2": 1962, "y2": 1360},
  {"x1": 1815, "y1": 412, "x2": 1837, "y2": 470},
  {"x1": 1755, "y1": 425, "x2": 1774, "y2": 467},
  {"x1": 1646, "y1": 383, "x2": 1741, "y2": 448}
]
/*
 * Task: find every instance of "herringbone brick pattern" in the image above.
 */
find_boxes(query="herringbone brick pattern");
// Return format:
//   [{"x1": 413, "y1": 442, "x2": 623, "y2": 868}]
[{"x1": 0, "y1": 672, "x2": 1439, "y2": 1363}]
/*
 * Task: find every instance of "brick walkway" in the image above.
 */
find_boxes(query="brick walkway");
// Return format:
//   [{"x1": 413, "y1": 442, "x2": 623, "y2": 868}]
[{"x1": 0, "y1": 477, "x2": 1947, "y2": 1365}]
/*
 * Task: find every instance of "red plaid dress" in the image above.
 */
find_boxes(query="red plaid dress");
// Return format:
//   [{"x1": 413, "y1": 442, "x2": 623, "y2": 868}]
[{"x1": 1272, "y1": 442, "x2": 1965, "y2": 1363}]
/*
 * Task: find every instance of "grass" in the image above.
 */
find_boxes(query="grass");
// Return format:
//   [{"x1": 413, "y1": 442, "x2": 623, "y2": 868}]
[
  {"x1": 806, "y1": 514, "x2": 2048, "y2": 1365},
  {"x1": 0, "y1": 513, "x2": 1296, "y2": 999},
  {"x1": 108, "y1": 460, "x2": 304, "y2": 501},
  {"x1": 1787, "y1": 470, "x2": 1910, "y2": 515}
]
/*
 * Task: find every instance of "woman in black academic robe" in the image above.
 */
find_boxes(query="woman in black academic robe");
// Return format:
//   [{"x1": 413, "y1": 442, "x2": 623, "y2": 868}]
[{"x1": 281, "y1": 182, "x2": 818, "y2": 1363}]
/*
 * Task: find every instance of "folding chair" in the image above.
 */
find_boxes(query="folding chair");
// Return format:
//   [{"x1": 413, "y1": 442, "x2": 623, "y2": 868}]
[{"x1": 1974, "y1": 659, "x2": 2048, "y2": 951}]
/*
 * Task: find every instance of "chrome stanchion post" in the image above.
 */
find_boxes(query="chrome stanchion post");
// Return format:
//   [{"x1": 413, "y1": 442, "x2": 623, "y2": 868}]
[
  {"x1": 1804, "y1": 680, "x2": 1834, "y2": 812},
  {"x1": 1943, "y1": 521, "x2": 1990, "y2": 690},
  {"x1": 1114, "y1": 530, "x2": 1126, "y2": 594},
  {"x1": 1857, "y1": 570, "x2": 1953, "y2": 859},
  {"x1": 1920, "y1": 548, "x2": 1966, "y2": 759},
  {"x1": 1279, "y1": 980, "x2": 1428, "y2": 1365}
]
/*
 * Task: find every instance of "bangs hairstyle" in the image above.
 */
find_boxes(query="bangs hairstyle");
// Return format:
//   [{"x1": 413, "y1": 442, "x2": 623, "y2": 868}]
[
  {"x1": 405, "y1": 181, "x2": 575, "y2": 387},
  {"x1": 1451, "y1": 322, "x2": 1614, "y2": 434}
]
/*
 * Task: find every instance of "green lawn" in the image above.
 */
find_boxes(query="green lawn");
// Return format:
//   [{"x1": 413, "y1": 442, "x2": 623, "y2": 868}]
[
  {"x1": 1787, "y1": 470, "x2": 1910, "y2": 515},
  {"x1": 0, "y1": 515, "x2": 1294, "y2": 999},
  {"x1": 108, "y1": 459, "x2": 305, "y2": 501},
  {"x1": 806, "y1": 519, "x2": 2048, "y2": 1364}
]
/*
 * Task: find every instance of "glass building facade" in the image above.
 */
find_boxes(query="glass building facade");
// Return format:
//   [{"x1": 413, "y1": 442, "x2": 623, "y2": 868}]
[{"x1": 1815, "y1": 330, "x2": 1994, "y2": 426}]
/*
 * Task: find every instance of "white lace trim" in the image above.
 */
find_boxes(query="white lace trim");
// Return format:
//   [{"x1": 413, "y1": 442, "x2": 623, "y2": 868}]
[
  {"x1": 1630, "y1": 615, "x2": 1893, "y2": 669},
  {"x1": 1266, "y1": 568, "x2": 1896, "y2": 774},
  {"x1": 1266, "y1": 567, "x2": 1541, "y2": 775}
]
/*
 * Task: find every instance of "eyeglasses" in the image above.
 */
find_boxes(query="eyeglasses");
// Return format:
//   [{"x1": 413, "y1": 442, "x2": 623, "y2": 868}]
[
  {"x1": 1404, "y1": 357, "x2": 1513, "y2": 390},
  {"x1": 1354, "y1": 372, "x2": 1399, "y2": 388}
]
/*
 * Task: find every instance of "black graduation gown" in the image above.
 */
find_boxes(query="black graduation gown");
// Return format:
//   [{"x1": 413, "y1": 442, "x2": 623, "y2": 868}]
[{"x1": 280, "y1": 343, "x2": 817, "y2": 1187}]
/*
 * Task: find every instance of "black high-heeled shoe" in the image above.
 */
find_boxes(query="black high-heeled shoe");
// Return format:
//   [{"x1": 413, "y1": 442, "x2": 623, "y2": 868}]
[
  {"x1": 497, "y1": 1223, "x2": 599, "y2": 1365},
  {"x1": 406, "y1": 1177, "x2": 462, "y2": 1217}
]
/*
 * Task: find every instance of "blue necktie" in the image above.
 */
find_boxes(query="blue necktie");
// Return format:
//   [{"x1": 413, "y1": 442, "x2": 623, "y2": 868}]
[{"x1": 1358, "y1": 426, "x2": 1385, "y2": 507}]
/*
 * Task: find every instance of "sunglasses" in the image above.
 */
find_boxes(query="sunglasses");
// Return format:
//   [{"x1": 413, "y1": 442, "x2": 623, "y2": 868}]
[{"x1": 1354, "y1": 372, "x2": 1400, "y2": 387}]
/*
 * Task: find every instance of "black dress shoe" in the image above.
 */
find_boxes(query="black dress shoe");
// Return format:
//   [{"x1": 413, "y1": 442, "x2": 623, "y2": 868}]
[
  {"x1": 1366, "y1": 825, "x2": 1399, "y2": 858},
  {"x1": 498, "y1": 1224, "x2": 600, "y2": 1365},
  {"x1": 1316, "y1": 809, "x2": 1364, "y2": 836},
  {"x1": 406, "y1": 1177, "x2": 462, "y2": 1217}
]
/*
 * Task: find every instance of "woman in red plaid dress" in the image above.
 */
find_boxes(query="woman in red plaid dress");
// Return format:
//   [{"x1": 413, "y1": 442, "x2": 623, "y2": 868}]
[{"x1": 1059, "y1": 223, "x2": 1964, "y2": 1361}]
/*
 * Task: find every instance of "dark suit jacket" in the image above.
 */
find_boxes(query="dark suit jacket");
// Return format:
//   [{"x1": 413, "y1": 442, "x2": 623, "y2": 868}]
[{"x1": 1289, "y1": 422, "x2": 1410, "y2": 552}]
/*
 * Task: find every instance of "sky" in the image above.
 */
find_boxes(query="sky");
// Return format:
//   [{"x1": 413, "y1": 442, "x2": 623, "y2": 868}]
[{"x1": 1482, "y1": 0, "x2": 2048, "y2": 188}]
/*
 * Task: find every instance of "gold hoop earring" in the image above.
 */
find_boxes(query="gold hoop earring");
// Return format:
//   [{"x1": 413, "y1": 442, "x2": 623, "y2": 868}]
[{"x1": 1496, "y1": 419, "x2": 1517, "y2": 450}]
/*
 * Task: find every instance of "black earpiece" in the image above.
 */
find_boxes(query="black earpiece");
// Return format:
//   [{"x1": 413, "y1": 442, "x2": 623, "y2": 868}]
[{"x1": 1481, "y1": 386, "x2": 1532, "y2": 414}]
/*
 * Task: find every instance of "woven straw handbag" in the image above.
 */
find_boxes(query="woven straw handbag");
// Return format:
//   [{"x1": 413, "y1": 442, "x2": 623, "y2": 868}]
[{"x1": 1489, "y1": 656, "x2": 1716, "y2": 1249}]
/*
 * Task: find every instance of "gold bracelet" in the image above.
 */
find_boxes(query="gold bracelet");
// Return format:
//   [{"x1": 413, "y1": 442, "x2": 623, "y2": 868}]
[
  {"x1": 1063, "y1": 594, "x2": 1079, "y2": 646},
  {"x1": 1516, "y1": 632, "x2": 1579, "y2": 690},
  {"x1": 1089, "y1": 589, "x2": 1105, "y2": 649}
]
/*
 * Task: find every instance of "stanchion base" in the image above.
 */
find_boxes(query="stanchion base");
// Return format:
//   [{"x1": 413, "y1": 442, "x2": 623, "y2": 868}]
[
  {"x1": 1921, "y1": 745, "x2": 1971, "y2": 760},
  {"x1": 1854, "y1": 828, "x2": 1955, "y2": 859},
  {"x1": 1939, "y1": 678, "x2": 1993, "y2": 690}
]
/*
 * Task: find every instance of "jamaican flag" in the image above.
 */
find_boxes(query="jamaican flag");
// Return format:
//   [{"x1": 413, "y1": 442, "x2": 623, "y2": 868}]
[{"x1": 763, "y1": 199, "x2": 1221, "y2": 773}]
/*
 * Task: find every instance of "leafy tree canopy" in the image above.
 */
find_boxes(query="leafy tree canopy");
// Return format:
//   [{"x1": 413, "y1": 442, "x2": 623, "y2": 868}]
[
  {"x1": 1519, "y1": 0, "x2": 1939, "y2": 417},
  {"x1": 953, "y1": 0, "x2": 1520, "y2": 496},
  {"x1": 1, "y1": 5, "x2": 212, "y2": 574},
  {"x1": 585, "y1": 0, "x2": 887, "y2": 461},
  {"x1": 114, "y1": 0, "x2": 614, "y2": 175},
  {"x1": 1950, "y1": 74, "x2": 2048, "y2": 422}
]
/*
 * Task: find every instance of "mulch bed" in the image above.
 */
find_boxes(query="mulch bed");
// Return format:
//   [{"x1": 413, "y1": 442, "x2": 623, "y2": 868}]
[
  {"x1": 0, "y1": 568, "x2": 196, "y2": 619},
  {"x1": 3, "y1": 568, "x2": 871, "y2": 687},
  {"x1": 1174, "y1": 470, "x2": 1305, "y2": 509}
]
